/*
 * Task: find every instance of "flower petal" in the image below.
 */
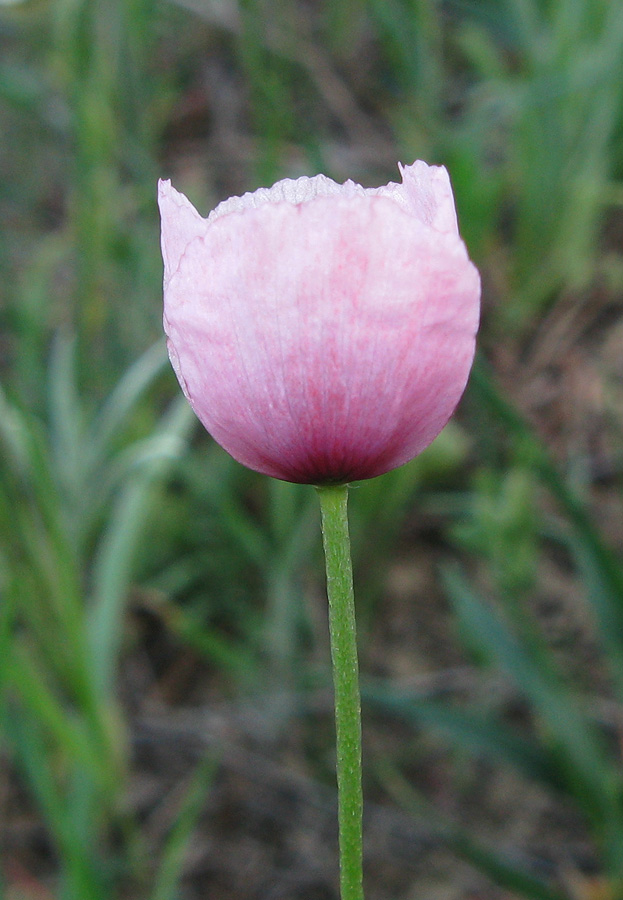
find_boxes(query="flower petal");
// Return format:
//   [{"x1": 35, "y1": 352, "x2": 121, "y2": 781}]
[
  {"x1": 161, "y1": 175, "x2": 479, "y2": 484},
  {"x1": 158, "y1": 179, "x2": 207, "y2": 288}
]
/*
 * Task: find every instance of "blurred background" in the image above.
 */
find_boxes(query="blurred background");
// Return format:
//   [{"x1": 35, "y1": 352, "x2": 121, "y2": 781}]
[{"x1": 2, "y1": 0, "x2": 623, "y2": 898}]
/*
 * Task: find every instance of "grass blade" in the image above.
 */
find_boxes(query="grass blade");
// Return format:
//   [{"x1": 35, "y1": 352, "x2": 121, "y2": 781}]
[
  {"x1": 89, "y1": 397, "x2": 194, "y2": 697},
  {"x1": 364, "y1": 683, "x2": 564, "y2": 792},
  {"x1": 377, "y1": 760, "x2": 569, "y2": 900},
  {"x1": 443, "y1": 565, "x2": 623, "y2": 840},
  {"x1": 149, "y1": 756, "x2": 217, "y2": 900}
]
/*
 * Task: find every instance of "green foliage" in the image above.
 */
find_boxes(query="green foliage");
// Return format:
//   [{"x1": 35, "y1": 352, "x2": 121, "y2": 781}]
[
  {"x1": 375, "y1": 759, "x2": 568, "y2": 900},
  {"x1": 2, "y1": 0, "x2": 623, "y2": 897},
  {"x1": 452, "y1": 464, "x2": 540, "y2": 597},
  {"x1": 0, "y1": 342, "x2": 195, "y2": 897},
  {"x1": 370, "y1": 364, "x2": 623, "y2": 897}
]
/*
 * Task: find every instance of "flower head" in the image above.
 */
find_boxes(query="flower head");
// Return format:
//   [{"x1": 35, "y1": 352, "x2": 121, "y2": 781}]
[{"x1": 159, "y1": 161, "x2": 480, "y2": 484}]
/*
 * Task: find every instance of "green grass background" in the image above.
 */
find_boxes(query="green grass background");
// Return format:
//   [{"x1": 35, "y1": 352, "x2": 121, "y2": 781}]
[{"x1": 2, "y1": 0, "x2": 623, "y2": 898}]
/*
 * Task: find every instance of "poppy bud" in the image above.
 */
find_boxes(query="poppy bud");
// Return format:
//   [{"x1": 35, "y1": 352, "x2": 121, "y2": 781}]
[{"x1": 159, "y1": 161, "x2": 480, "y2": 484}]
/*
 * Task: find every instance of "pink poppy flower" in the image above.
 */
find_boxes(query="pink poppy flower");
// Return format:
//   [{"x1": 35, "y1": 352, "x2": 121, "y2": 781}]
[{"x1": 159, "y1": 161, "x2": 480, "y2": 484}]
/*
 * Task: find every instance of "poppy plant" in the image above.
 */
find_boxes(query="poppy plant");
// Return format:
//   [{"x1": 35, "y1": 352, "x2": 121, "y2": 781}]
[{"x1": 159, "y1": 161, "x2": 480, "y2": 900}]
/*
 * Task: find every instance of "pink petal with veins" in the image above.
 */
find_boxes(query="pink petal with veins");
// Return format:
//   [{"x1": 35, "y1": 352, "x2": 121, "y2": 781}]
[{"x1": 159, "y1": 161, "x2": 480, "y2": 484}]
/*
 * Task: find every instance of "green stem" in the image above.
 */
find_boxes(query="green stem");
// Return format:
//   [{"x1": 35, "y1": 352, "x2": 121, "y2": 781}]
[{"x1": 316, "y1": 483, "x2": 363, "y2": 900}]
